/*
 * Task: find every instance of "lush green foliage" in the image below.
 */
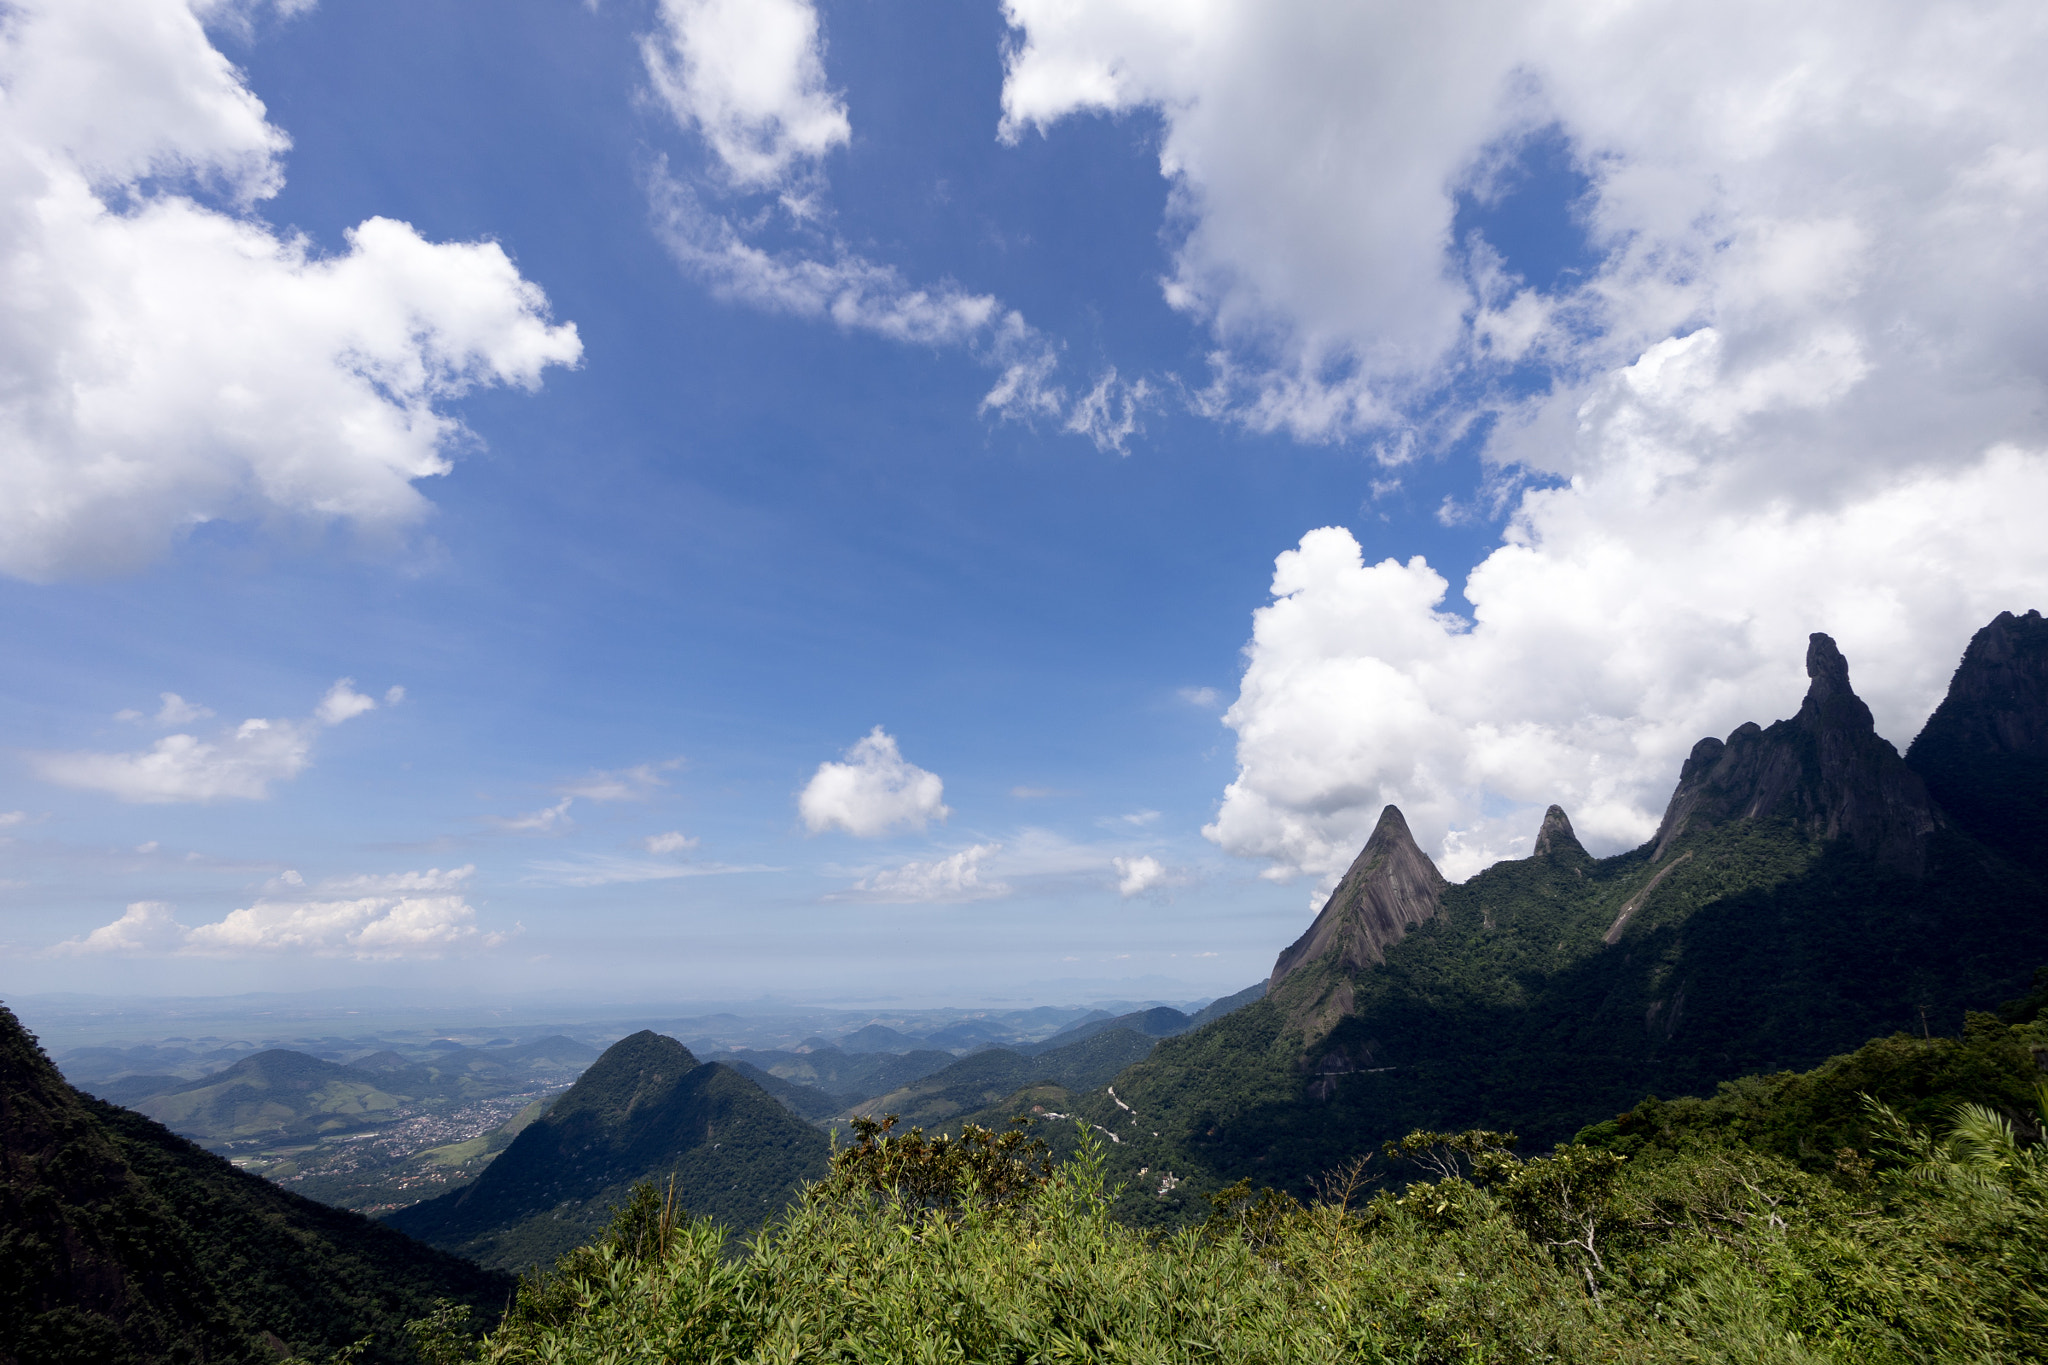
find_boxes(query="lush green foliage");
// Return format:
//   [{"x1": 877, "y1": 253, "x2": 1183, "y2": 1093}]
[{"x1": 411, "y1": 1060, "x2": 2048, "y2": 1365}]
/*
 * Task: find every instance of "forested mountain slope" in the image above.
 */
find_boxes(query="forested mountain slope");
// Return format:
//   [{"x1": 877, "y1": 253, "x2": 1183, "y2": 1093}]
[{"x1": 0, "y1": 1003, "x2": 507, "y2": 1365}]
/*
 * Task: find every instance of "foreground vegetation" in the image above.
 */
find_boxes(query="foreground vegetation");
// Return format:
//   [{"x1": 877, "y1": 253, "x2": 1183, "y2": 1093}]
[{"x1": 413, "y1": 1004, "x2": 2048, "y2": 1365}]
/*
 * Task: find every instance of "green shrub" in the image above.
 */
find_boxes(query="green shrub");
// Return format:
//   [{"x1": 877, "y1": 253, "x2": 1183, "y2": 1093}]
[{"x1": 421, "y1": 1093, "x2": 2048, "y2": 1365}]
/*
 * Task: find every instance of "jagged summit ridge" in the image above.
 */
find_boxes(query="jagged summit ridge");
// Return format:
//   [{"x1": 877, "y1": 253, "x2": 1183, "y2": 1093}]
[
  {"x1": 1269, "y1": 805, "x2": 1447, "y2": 989},
  {"x1": 1650, "y1": 632, "x2": 1939, "y2": 875}
]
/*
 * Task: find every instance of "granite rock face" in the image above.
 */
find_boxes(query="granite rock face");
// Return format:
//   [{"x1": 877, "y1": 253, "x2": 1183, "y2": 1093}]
[
  {"x1": 1269, "y1": 805, "x2": 1448, "y2": 990},
  {"x1": 1906, "y1": 609, "x2": 2048, "y2": 873},
  {"x1": 1650, "y1": 634, "x2": 1940, "y2": 875},
  {"x1": 1533, "y1": 804, "x2": 1589, "y2": 862}
]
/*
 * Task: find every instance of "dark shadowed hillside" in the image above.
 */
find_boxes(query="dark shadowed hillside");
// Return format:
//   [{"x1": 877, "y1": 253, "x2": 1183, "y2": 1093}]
[
  {"x1": 387, "y1": 1031, "x2": 827, "y2": 1270},
  {"x1": 0, "y1": 1002, "x2": 507, "y2": 1365}
]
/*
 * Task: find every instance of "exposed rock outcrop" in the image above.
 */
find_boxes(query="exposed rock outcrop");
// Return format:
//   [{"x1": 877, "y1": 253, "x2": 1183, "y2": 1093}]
[
  {"x1": 1533, "y1": 804, "x2": 1589, "y2": 861},
  {"x1": 1269, "y1": 805, "x2": 1447, "y2": 989},
  {"x1": 1650, "y1": 633, "x2": 1940, "y2": 875},
  {"x1": 1906, "y1": 609, "x2": 2048, "y2": 873}
]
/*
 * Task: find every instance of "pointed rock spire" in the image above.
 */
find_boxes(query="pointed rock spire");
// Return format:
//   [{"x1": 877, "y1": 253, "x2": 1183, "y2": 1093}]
[
  {"x1": 1798, "y1": 631, "x2": 1876, "y2": 730},
  {"x1": 1649, "y1": 632, "x2": 1938, "y2": 874},
  {"x1": 1532, "y1": 804, "x2": 1586, "y2": 861},
  {"x1": 1269, "y1": 805, "x2": 1447, "y2": 989}
]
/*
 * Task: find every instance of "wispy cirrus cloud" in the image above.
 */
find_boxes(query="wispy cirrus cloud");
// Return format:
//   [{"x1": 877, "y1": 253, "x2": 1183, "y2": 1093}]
[
  {"x1": 639, "y1": 0, "x2": 1148, "y2": 448},
  {"x1": 493, "y1": 759, "x2": 683, "y2": 832},
  {"x1": 522, "y1": 855, "x2": 777, "y2": 888},
  {"x1": 832, "y1": 843, "x2": 1008, "y2": 904},
  {"x1": 826, "y1": 827, "x2": 1190, "y2": 904}
]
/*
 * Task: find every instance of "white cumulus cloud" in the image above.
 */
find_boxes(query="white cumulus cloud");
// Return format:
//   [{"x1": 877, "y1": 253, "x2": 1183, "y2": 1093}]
[
  {"x1": 645, "y1": 830, "x2": 700, "y2": 853},
  {"x1": 838, "y1": 843, "x2": 1008, "y2": 904},
  {"x1": 641, "y1": 0, "x2": 850, "y2": 190},
  {"x1": 1208, "y1": 451, "x2": 2048, "y2": 889},
  {"x1": 798, "y1": 726, "x2": 950, "y2": 837},
  {"x1": 316, "y1": 865, "x2": 475, "y2": 894},
  {"x1": 312, "y1": 678, "x2": 378, "y2": 726},
  {"x1": 0, "y1": 0, "x2": 581, "y2": 582},
  {"x1": 56, "y1": 900, "x2": 189, "y2": 953},
  {"x1": 32, "y1": 677, "x2": 392, "y2": 803},
  {"x1": 1113, "y1": 854, "x2": 1167, "y2": 898}
]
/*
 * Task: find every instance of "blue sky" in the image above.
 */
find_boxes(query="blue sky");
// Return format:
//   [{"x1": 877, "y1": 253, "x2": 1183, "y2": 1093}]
[{"x1": 2, "y1": 0, "x2": 2044, "y2": 1006}]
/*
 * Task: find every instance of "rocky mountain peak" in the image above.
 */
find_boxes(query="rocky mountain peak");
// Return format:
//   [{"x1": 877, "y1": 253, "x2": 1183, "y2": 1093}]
[
  {"x1": 1798, "y1": 632, "x2": 1876, "y2": 730},
  {"x1": 1650, "y1": 632, "x2": 1938, "y2": 874},
  {"x1": 1533, "y1": 804, "x2": 1587, "y2": 861},
  {"x1": 1905, "y1": 608, "x2": 2048, "y2": 872},
  {"x1": 1910, "y1": 610, "x2": 2048, "y2": 761},
  {"x1": 1269, "y1": 805, "x2": 1447, "y2": 989}
]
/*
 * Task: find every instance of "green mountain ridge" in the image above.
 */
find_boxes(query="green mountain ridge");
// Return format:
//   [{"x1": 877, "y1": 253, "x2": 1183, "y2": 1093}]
[
  {"x1": 134, "y1": 1049, "x2": 412, "y2": 1146},
  {"x1": 850, "y1": 1026, "x2": 1165, "y2": 1131},
  {"x1": 704, "y1": 1044, "x2": 956, "y2": 1101}
]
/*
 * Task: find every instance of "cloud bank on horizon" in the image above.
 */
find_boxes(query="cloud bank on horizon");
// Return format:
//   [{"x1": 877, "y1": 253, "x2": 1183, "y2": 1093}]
[
  {"x1": 997, "y1": 0, "x2": 2048, "y2": 884},
  {"x1": 55, "y1": 865, "x2": 502, "y2": 959}
]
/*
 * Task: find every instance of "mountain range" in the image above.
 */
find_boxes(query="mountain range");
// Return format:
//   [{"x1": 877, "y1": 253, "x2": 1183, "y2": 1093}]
[{"x1": 1043, "y1": 613, "x2": 2048, "y2": 1223}]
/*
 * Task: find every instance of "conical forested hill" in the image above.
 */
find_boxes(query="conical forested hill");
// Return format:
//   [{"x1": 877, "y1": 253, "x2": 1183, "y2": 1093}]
[
  {"x1": 0, "y1": 1001, "x2": 507, "y2": 1365},
  {"x1": 386, "y1": 1030, "x2": 828, "y2": 1270},
  {"x1": 1043, "y1": 622, "x2": 2048, "y2": 1226}
]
